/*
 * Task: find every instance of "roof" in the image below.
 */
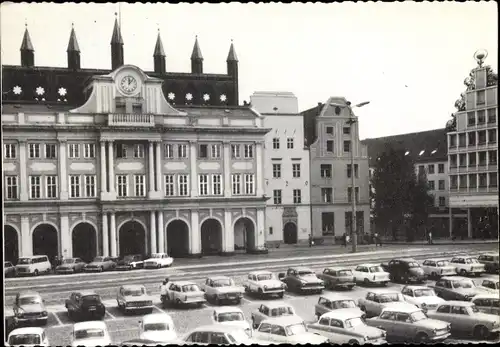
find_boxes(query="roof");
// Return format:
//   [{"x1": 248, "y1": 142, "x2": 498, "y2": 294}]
[
  {"x1": 226, "y1": 41, "x2": 238, "y2": 62},
  {"x1": 290, "y1": 267, "x2": 314, "y2": 272},
  {"x1": 67, "y1": 26, "x2": 80, "y2": 52},
  {"x1": 191, "y1": 36, "x2": 203, "y2": 60},
  {"x1": 142, "y1": 313, "x2": 174, "y2": 324},
  {"x1": 173, "y1": 280, "x2": 198, "y2": 286},
  {"x1": 440, "y1": 301, "x2": 474, "y2": 307},
  {"x1": 208, "y1": 275, "x2": 231, "y2": 281},
  {"x1": 362, "y1": 128, "x2": 448, "y2": 166},
  {"x1": 190, "y1": 324, "x2": 245, "y2": 333},
  {"x1": 261, "y1": 316, "x2": 304, "y2": 325},
  {"x1": 73, "y1": 320, "x2": 107, "y2": 330},
  {"x1": 260, "y1": 301, "x2": 294, "y2": 309},
  {"x1": 319, "y1": 293, "x2": 354, "y2": 301},
  {"x1": 402, "y1": 285, "x2": 431, "y2": 291},
  {"x1": 380, "y1": 303, "x2": 421, "y2": 313},
  {"x1": 120, "y1": 284, "x2": 145, "y2": 290},
  {"x1": 110, "y1": 17, "x2": 124, "y2": 44},
  {"x1": 8, "y1": 327, "x2": 44, "y2": 335},
  {"x1": 473, "y1": 294, "x2": 500, "y2": 300},
  {"x1": 249, "y1": 270, "x2": 273, "y2": 275},
  {"x1": 79, "y1": 290, "x2": 98, "y2": 297},
  {"x1": 213, "y1": 306, "x2": 244, "y2": 314},
  {"x1": 21, "y1": 27, "x2": 34, "y2": 51},
  {"x1": 153, "y1": 31, "x2": 166, "y2": 57},
  {"x1": 17, "y1": 291, "x2": 41, "y2": 297},
  {"x1": 320, "y1": 310, "x2": 363, "y2": 320},
  {"x1": 176, "y1": 105, "x2": 258, "y2": 119}
]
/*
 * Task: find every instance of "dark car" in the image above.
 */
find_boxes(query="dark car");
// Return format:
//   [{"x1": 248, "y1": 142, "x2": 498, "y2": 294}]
[
  {"x1": 278, "y1": 267, "x2": 325, "y2": 294},
  {"x1": 381, "y1": 258, "x2": 426, "y2": 284},
  {"x1": 120, "y1": 339, "x2": 165, "y2": 346},
  {"x1": 115, "y1": 254, "x2": 144, "y2": 271},
  {"x1": 429, "y1": 276, "x2": 489, "y2": 301},
  {"x1": 55, "y1": 257, "x2": 87, "y2": 274},
  {"x1": 477, "y1": 253, "x2": 499, "y2": 274},
  {"x1": 5, "y1": 261, "x2": 17, "y2": 278},
  {"x1": 12, "y1": 291, "x2": 48, "y2": 326},
  {"x1": 65, "y1": 290, "x2": 106, "y2": 321}
]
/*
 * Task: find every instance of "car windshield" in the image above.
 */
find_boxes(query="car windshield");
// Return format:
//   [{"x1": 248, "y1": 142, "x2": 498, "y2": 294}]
[
  {"x1": 410, "y1": 310, "x2": 428, "y2": 322},
  {"x1": 414, "y1": 289, "x2": 435, "y2": 297},
  {"x1": 19, "y1": 296, "x2": 42, "y2": 305},
  {"x1": 271, "y1": 306, "x2": 294, "y2": 316},
  {"x1": 408, "y1": 262, "x2": 420, "y2": 268},
  {"x1": 369, "y1": 266, "x2": 384, "y2": 273},
  {"x1": 378, "y1": 293, "x2": 402, "y2": 303},
  {"x1": 344, "y1": 317, "x2": 365, "y2": 328},
  {"x1": 298, "y1": 270, "x2": 315, "y2": 276},
  {"x1": 213, "y1": 279, "x2": 233, "y2": 287},
  {"x1": 470, "y1": 305, "x2": 480, "y2": 313},
  {"x1": 257, "y1": 273, "x2": 273, "y2": 281},
  {"x1": 436, "y1": 260, "x2": 449, "y2": 267},
  {"x1": 74, "y1": 328, "x2": 105, "y2": 339},
  {"x1": 62, "y1": 259, "x2": 75, "y2": 264},
  {"x1": 124, "y1": 288, "x2": 146, "y2": 296},
  {"x1": 337, "y1": 270, "x2": 353, "y2": 276},
  {"x1": 452, "y1": 280, "x2": 474, "y2": 289},
  {"x1": 333, "y1": 300, "x2": 357, "y2": 309},
  {"x1": 144, "y1": 323, "x2": 169, "y2": 331},
  {"x1": 17, "y1": 258, "x2": 32, "y2": 265},
  {"x1": 93, "y1": 257, "x2": 105, "y2": 262},
  {"x1": 151, "y1": 254, "x2": 164, "y2": 259},
  {"x1": 218, "y1": 312, "x2": 245, "y2": 322},
  {"x1": 82, "y1": 295, "x2": 101, "y2": 303},
  {"x1": 182, "y1": 284, "x2": 201, "y2": 292},
  {"x1": 9, "y1": 334, "x2": 41, "y2": 345},
  {"x1": 285, "y1": 323, "x2": 307, "y2": 336}
]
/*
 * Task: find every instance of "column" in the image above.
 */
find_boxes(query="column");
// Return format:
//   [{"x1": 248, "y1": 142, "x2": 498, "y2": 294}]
[
  {"x1": 110, "y1": 213, "x2": 117, "y2": 256},
  {"x1": 190, "y1": 141, "x2": 198, "y2": 197},
  {"x1": 100, "y1": 141, "x2": 107, "y2": 194},
  {"x1": 155, "y1": 141, "x2": 163, "y2": 194},
  {"x1": 224, "y1": 210, "x2": 234, "y2": 252},
  {"x1": 448, "y1": 207, "x2": 453, "y2": 239},
  {"x1": 467, "y1": 208, "x2": 472, "y2": 238},
  {"x1": 58, "y1": 140, "x2": 69, "y2": 200},
  {"x1": 60, "y1": 214, "x2": 72, "y2": 258},
  {"x1": 19, "y1": 141, "x2": 29, "y2": 201},
  {"x1": 256, "y1": 142, "x2": 264, "y2": 196},
  {"x1": 223, "y1": 142, "x2": 231, "y2": 198},
  {"x1": 21, "y1": 215, "x2": 32, "y2": 256},
  {"x1": 150, "y1": 210, "x2": 157, "y2": 254},
  {"x1": 190, "y1": 210, "x2": 200, "y2": 254},
  {"x1": 157, "y1": 211, "x2": 165, "y2": 253},
  {"x1": 148, "y1": 142, "x2": 155, "y2": 195},
  {"x1": 102, "y1": 213, "x2": 109, "y2": 256},
  {"x1": 257, "y1": 209, "x2": 265, "y2": 248},
  {"x1": 108, "y1": 142, "x2": 115, "y2": 195}
]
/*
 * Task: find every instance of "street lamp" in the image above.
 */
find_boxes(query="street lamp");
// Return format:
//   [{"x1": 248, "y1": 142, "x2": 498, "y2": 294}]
[{"x1": 330, "y1": 100, "x2": 370, "y2": 253}]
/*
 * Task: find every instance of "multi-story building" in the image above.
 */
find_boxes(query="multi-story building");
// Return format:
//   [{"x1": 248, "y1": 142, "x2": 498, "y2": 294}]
[
  {"x1": 301, "y1": 98, "x2": 370, "y2": 241},
  {"x1": 249, "y1": 92, "x2": 311, "y2": 246},
  {"x1": 447, "y1": 57, "x2": 498, "y2": 239},
  {"x1": 2, "y1": 19, "x2": 270, "y2": 263}
]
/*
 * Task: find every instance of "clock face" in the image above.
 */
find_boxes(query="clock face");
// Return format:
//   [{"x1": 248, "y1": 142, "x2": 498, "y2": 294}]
[{"x1": 119, "y1": 75, "x2": 138, "y2": 94}]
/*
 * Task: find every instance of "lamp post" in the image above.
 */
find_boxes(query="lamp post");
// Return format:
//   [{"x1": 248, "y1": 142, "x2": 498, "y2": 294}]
[{"x1": 330, "y1": 100, "x2": 370, "y2": 253}]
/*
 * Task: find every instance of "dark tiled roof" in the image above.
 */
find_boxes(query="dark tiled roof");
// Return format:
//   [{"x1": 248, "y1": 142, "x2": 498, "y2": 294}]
[
  {"x1": 362, "y1": 128, "x2": 448, "y2": 167},
  {"x1": 300, "y1": 103, "x2": 324, "y2": 147},
  {"x1": 2, "y1": 103, "x2": 75, "y2": 114}
]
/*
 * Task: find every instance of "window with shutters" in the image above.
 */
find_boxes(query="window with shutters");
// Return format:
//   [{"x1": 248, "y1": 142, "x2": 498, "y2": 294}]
[
  {"x1": 244, "y1": 174, "x2": 254, "y2": 195},
  {"x1": 83, "y1": 144, "x2": 96, "y2": 158},
  {"x1": 45, "y1": 144, "x2": 57, "y2": 159},
  {"x1": 69, "y1": 175, "x2": 81, "y2": 198},
  {"x1": 165, "y1": 175, "x2": 175, "y2": 196},
  {"x1": 5, "y1": 176, "x2": 18, "y2": 200},
  {"x1": 29, "y1": 143, "x2": 41, "y2": 159},
  {"x1": 134, "y1": 175, "x2": 146, "y2": 197},
  {"x1": 232, "y1": 174, "x2": 242, "y2": 195},
  {"x1": 178, "y1": 175, "x2": 189, "y2": 196},
  {"x1": 3, "y1": 143, "x2": 16, "y2": 159},
  {"x1": 199, "y1": 174, "x2": 209, "y2": 196},
  {"x1": 84, "y1": 175, "x2": 96, "y2": 198},
  {"x1": 46, "y1": 176, "x2": 58, "y2": 199}
]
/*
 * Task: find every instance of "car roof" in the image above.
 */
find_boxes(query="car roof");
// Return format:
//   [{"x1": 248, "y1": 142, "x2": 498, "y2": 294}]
[
  {"x1": 79, "y1": 290, "x2": 98, "y2": 296},
  {"x1": 441, "y1": 276, "x2": 471, "y2": 281},
  {"x1": 289, "y1": 267, "x2": 314, "y2": 272},
  {"x1": 392, "y1": 258, "x2": 417, "y2": 262},
  {"x1": 381, "y1": 303, "x2": 421, "y2": 313},
  {"x1": 440, "y1": 301, "x2": 474, "y2": 307},
  {"x1": 324, "y1": 267, "x2": 352, "y2": 271},
  {"x1": 17, "y1": 291, "x2": 41, "y2": 297},
  {"x1": 367, "y1": 288, "x2": 401, "y2": 294},
  {"x1": 121, "y1": 284, "x2": 145, "y2": 290},
  {"x1": 261, "y1": 316, "x2": 304, "y2": 325},
  {"x1": 142, "y1": 313, "x2": 174, "y2": 324},
  {"x1": 319, "y1": 293, "x2": 355, "y2": 301},
  {"x1": 124, "y1": 254, "x2": 142, "y2": 257},
  {"x1": 73, "y1": 321, "x2": 107, "y2": 330},
  {"x1": 213, "y1": 306, "x2": 244, "y2": 314},
  {"x1": 403, "y1": 285, "x2": 430, "y2": 291},
  {"x1": 452, "y1": 255, "x2": 475, "y2": 259},
  {"x1": 190, "y1": 324, "x2": 245, "y2": 333},
  {"x1": 17, "y1": 255, "x2": 47, "y2": 259},
  {"x1": 173, "y1": 281, "x2": 198, "y2": 286},
  {"x1": 356, "y1": 263, "x2": 381, "y2": 267},
  {"x1": 320, "y1": 310, "x2": 363, "y2": 320},
  {"x1": 472, "y1": 294, "x2": 500, "y2": 300},
  {"x1": 208, "y1": 275, "x2": 231, "y2": 281},
  {"x1": 9, "y1": 327, "x2": 45, "y2": 335},
  {"x1": 260, "y1": 301, "x2": 293, "y2": 309},
  {"x1": 249, "y1": 270, "x2": 273, "y2": 275},
  {"x1": 424, "y1": 258, "x2": 449, "y2": 262}
]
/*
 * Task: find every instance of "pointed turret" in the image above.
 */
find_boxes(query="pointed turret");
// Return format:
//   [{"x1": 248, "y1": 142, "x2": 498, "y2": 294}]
[
  {"x1": 67, "y1": 23, "x2": 81, "y2": 70},
  {"x1": 153, "y1": 29, "x2": 166, "y2": 74},
  {"x1": 110, "y1": 14, "x2": 124, "y2": 70},
  {"x1": 190, "y1": 36, "x2": 203, "y2": 74},
  {"x1": 226, "y1": 40, "x2": 238, "y2": 63},
  {"x1": 20, "y1": 24, "x2": 35, "y2": 67},
  {"x1": 226, "y1": 40, "x2": 239, "y2": 105}
]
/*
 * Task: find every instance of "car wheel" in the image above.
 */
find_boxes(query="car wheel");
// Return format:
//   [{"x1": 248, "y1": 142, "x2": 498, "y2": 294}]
[
  {"x1": 34, "y1": 270, "x2": 39, "y2": 276},
  {"x1": 415, "y1": 332, "x2": 429, "y2": 343},
  {"x1": 214, "y1": 296, "x2": 220, "y2": 305},
  {"x1": 363, "y1": 278, "x2": 370, "y2": 286},
  {"x1": 459, "y1": 269, "x2": 467, "y2": 276},
  {"x1": 100, "y1": 266, "x2": 104, "y2": 272},
  {"x1": 348, "y1": 339, "x2": 359, "y2": 345},
  {"x1": 278, "y1": 292, "x2": 284, "y2": 299},
  {"x1": 473, "y1": 325, "x2": 489, "y2": 340},
  {"x1": 257, "y1": 288, "x2": 263, "y2": 298},
  {"x1": 157, "y1": 264, "x2": 161, "y2": 269},
  {"x1": 235, "y1": 298, "x2": 241, "y2": 305},
  {"x1": 175, "y1": 299, "x2": 182, "y2": 307}
]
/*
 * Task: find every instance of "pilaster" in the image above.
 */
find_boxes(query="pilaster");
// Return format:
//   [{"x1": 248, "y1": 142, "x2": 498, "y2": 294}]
[
  {"x1": 155, "y1": 141, "x2": 163, "y2": 194},
  {"x1": 190, "y1": 210, "x2": 200, "y2": 254},
  {"x1": 224, "y1": 210, "x2": 234, "y2": 253},
  {"x1": 256, "y1": 142, "x2": 264, "y2": 196},
  {"x1": 223, "y1": 141, "x2": 231, "y2": 198},
  {"x1": 467, "y1": 208, "x2": 472, "y2": 238},
  {"x1": 60, "y1": 214, "x2": 72, "y2": 258},
  {"x1": 190, "y1": 141, "x2": 198, "y2": 197},
  {"x1": 110, "y1": 213, "x2": 117, "y2": 256},
  {"x1": 102, "y1": 213, "x2": 109, "y2": 256},
  {"x1": 257, "y1": 209, "x2": 265, "y2": 248},
  {"x1": 21, "y1": 215, "x2": 32, "y2": 256},
  {"x1": 107, "y1": 141, "x2": 116, "y2": 199},
  {"x1": 100, "y1": 141, "x2": 107, "y2": 194},
  {"x1": 148, "y1": 141, "x2": 155, "y2": 194},
  {"x1": 157, "y1": 211, "x2": 164, "y2": 253},
  {"x1": 58, "y1": 140, "x2": 69, "y2": 200},
  {"x1": 19, "y1": 141, "x2": 28, "y2": 201},
  {"x1": 150, "y1": 210, "x2": 157, "y2": 254}
]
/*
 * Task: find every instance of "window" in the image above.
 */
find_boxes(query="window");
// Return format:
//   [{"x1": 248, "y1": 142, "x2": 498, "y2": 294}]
[
  {"x1": 68, "y1": 143, "x2": 80, "y2": 158},
  {"x1": 45, "y1": 144, "x2": 57, "y2": 159},
  {"x1": 487, "y1": 108, "x2": 497, "y2": 124},
  {"x1": 322, "y1": 188, "x2": 332, "y2": 203},
  {"x1": 439, "y1": 196, "x2": 446, "y2": 207},
  {"x1": 81, "y1": 143, "x2": 94, "y2": 159},
  {"x1": 347, "y1": 164, "x2": 359, "y2": 178},
  {"x1": 29, "y1": 143, "x2": 41, "y2": 158},
  {"x1": 132, "y1": 104, "x2": 142, "y2": 113},
  {"x1": 272, "y1": 138, "x2": 280, "y2": 149},
  {"x1": 321, "y1": 164, "x2": 332, "y2": 178},
  {"x1": 292, "y1": 163, "x2": 301, "y2": 178},
  {"x1": 428, "y1": 164, "x2": 435, "y2": 174},
  {"x1": 199, "y1": 174, "x2": 209, "y2": 196},
  {"x1": 293, "y1": 189, "x2": 301, "y2": 204},
  {"x1": 478, "y1": 131, "x2": 486, "y2": 144},
  {"x1": 489, "y1": 172, "x2": 498, "y2": 187},
  {"x1": 343, "y1": 141, "x2": 351, "y2": 153},
  {"x1": 116, "y1": 144, "x2": 127, "y2": 158},
  {"x1": 116, "y1": 175, "x2": 128, "y2": 197},
  {"x1": 178, "y1": 175, "x2": 189, "y2": 196},
  {"x1": 133, "y1": 144, "x2": 144, "y2": 159},
  {"x1": 343, "y1": 127, "x2": 350, "y2": 135},
  {"x1": 4, "y1": 143, "x2": 16, "y2": 159},
  {"x1": 46, "y1": 176, "x2": 57, "y2": 199},
  {"x1": 326, "y1": 126, "x2": 334, "y2": 135},
  {"x1": 231, "y1": 144, "x2": 241, "y2": 159},
  {"x1": 69, "y1": 175, "x2": 81, "y2": 198},
  {"x1": 269, "y1": 227, "x2": 273, "y2": 235},
  {"x1": 212, "y1": 174, "x2": 222, "y2": 195},
  {"x1": 272, "y1": 164, "x2": 281, "y2": 178},
  {"x1": 244, "y1": 144, "x2": 254, "y2": 158},
  {"x1": 468, "y1": 132, "x2": 476, "y2": 146},
  {"x1": 115, "y1": 102, "x2": 126, "y2": 113},
  {"x1": 5, "y1": 176, "x2": 18, "y2": 200},
  {"x1": 488, "y1": 150, "x2": 497, "y2": 164},
  {"x1": 232, "y1": 174, "x2": 241, "y2": 195},
  {"x1": 458, "y1": 133, "x2": 466, "y2": 147},
  {"x1": 165, "y1": 175, "x2": 175, "y2": 196},
  {"x1": 273, "y1": 190, "x2": 282, "y2": 204},
  {"x1": 326, "y1": 140, "x2": 334, "y2": 153},
  {"x1": 348, "y1": 187, "x2": 359, "y2": 203},
  {"x1": 198, "y1": 144, "x2": 208, "y2": 159},
  {"x1": 84, "y1": 175, "x2": 96, "y2": 198},
  {"x1": 449, "y1": 134, "x2": 457, "y2": 147},
  {"x1": 450, "y1": 175, "x2": 458, "y2": 189},
  {"x1": 438, "y1": 163, "x2": 445, "y2": 173},
  {"x1": 439, "y1": 180, "x2": 445, "y2": 190},
  {"x1": 164, "y1": 144, "x2": 174, "y2": 159},
  {"x1": 467, "y1": 112, "x2": 476, "y2": 126},
  {"x1": 479, "y1": 152, "x2": 487, "y2": 166},
  {"x1": 427, "y1": 180, "x2": 435, "y2": 190},
  {"x1": 287, "y1": 138, "x2": 294, "y2": 149},
  {"x1": 178, "y1": 144, "x2": 188, "y2": 159},
  {"x1": 211, "y1": 144, "x2": 221, "y2": 159},
  {"x1": 477, "y1": 110, "x2": 486, "y2": 124},
  {"x1": 488, "y1": 129, "x2": 497, "y2": 143},
  {"x1": 134, "y1": 175, "x2": 146, "y2": 197},
  {"x1": 469, "y1": 153, "x2": 477, "y2": 166},
  {"x1": 477, "y1": 90, "x2": 485, "y2": 105},
  {"x1": 244, "y1": 174, "x2": 254, "y2": 195},
  {"x1": 322, "y1": 212, "x2": 334, "y2": 235},
  {"x1": 30, "y1": 176, "x2": 42, "y2": 199},
  {"x1": 459, "y1": 153, "x2": 467, "y2": 167}
]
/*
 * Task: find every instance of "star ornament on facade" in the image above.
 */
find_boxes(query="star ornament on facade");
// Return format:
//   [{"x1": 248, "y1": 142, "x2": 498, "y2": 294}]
[
  {"x1": 168, "y1": 92, "x2": 175, "y2": 100},
  {"x1": 58, "y1": 87, "x2": 67, "y2": 96},
  {"x1": 35, "y1": 86, "x2": 45, "y2": 96},
  {"x1": 13, "y1": 86, "x2": 22, "y2": 95},
  {"x1": 203, "y1": 93, "x2": 210, "y2": 101},
  {"x1": 185, "y1": 93, "x2": 193, "y2": 101},
  {"x1": 220, "y1": 94, "x2": 227, "y2": 102}
]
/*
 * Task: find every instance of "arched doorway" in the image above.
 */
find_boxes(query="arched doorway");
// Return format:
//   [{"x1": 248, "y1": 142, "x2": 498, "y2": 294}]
[
  {"x1": 166, "y1": 220, "x2": 190, "y2": 257},
  {"x1": 72, "y1": 223, "x2": 97, "y2": 262},
  {"x1": 4, "y1": 225, "x2": 19, "y2": 263},
  {"x1": 201, "y1": 219, "x2": 223, "y2": 255},
  {"x1": 233, "y1": 218, "x2": 256, "y2": 251},
  {"x1": 119, "y1": 221, "x2": 146, "y2": 257},
  {"x1": 283, "y1": 222, "x2": 298, "y2": 244},
  {"x1": 32, "y1": 224, "x2": 59, "y2": 263}
]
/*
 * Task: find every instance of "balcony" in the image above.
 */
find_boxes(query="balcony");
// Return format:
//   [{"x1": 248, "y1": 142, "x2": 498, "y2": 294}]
[{"x1": 108, "y1": 114, "x2": 155, "y2": 127}]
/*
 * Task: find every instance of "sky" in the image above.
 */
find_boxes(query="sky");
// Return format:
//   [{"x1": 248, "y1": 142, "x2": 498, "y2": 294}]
[{"x1": 1, "y1": 2, "x2": 497, "y2": 140}]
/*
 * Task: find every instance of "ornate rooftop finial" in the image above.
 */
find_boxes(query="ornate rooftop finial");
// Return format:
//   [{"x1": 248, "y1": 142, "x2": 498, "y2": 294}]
[
  {"x1": 226, "y1": 39, "x2": 238, "y2": 62},
  {"x1": 191, "y1": 35, "x2": 203, "y2": 60},
  {"x1": 67, "y1": 23, "x2": 80, "y2": 52},
  {"x1": 474, "y1": 49, "x2": 488, "y2": 68}
]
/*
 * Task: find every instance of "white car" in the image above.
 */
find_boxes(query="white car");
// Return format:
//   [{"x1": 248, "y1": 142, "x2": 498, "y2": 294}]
[
  {"x1": 71, "y1": 321, "x2": 112, "y2": 347},
  {"x1": 202, "y1": 276, "x2": 245, "y2": 305},
  {"x1": 253, "y1": 316, "x2": 329, "y2": 344},
  {"x1": 143, "y1": 253, "x2": 173, "y2": 269},
  {"x1": 450, "y1": 256, "x2": 485, "y2": 277},
  {"x1": 401, "y1": 285, "x2": 445, "y2": 311},
  {"x1": 6, "y1": 327, "x2": 49, "y2": 347},
  {"x1": 352, "y1": 264, "x2": 390, "y2": 286},
  {"x1": 243, "y1": 271, "x2": 286, "y2": 298},
  {"x1": 421, "y1": 259, "x2": 456, "y2": 278},
  {"x1": 183, "y1": 324, "x2": 257, "y2": 345},
  {"x1": 211, "y1": 307, "x2": 252, "y2": 337},
  {"x1": 139, "y1": 313, "x2": 177, "y2": 343},
  {"x1": 358, "y1": 289, "x2": 413, "y2": 318}
]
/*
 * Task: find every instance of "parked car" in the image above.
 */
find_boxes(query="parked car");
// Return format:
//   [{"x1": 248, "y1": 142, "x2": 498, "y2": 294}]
[
  {"x1": 115, "y1": 254, "x2": 144, "y2": 271},
  {"x1": 450, "y1": 256, "x2": 485, "y2": 277},
  {"x1": 426, "y1": 301, "x2": 500, "y2": 340},
  {"x1": 55, "y1": 258, "x2": 87, "y2": 274},
  {"x1": 15, "y1": 255, "x2": 52, "y2": 276},
  {"x1": 83, "y1": 256, "x2": 117, "y2": 272},
  {"x1": 116, "y1": 285, "x2": 153, "y2": 314},
  {"x1": 278, "y1": 267, "x2": 325, "y2": 294},
  {"x1": 183, "y1": 324, "x2": 256, "y2": 345},
  {"x1": 71, "y1": 321, "x2": 112, "y2": 347},
  {"x1": 307, "y1": 310, "x2": 386, "y2": 344},
  {"x1": 162, "y1": 281, "x2": 205, "y2": 308},
  {"x1": 429, "y1": 276, "x2": 489, "y2": 301},
  {"x1": 5, "y1": 261, "x2": 17, "y2": 278},
  {"x1": 65, "y1": 291, "x2": 106, "y2": 321},
  {"x1": 317, "y1": 267, "x2": 356, "y2": 290},
  {"x1": 471, "y1": 294, "x2": 500, "y2": 315},
  {"x1": 6, "y1": 327, "x2": 49, "y2": 347},
  {"x1": 120, "y1": 339, "x2": 170, "y2": 347},
  {"x1": 143, "y1": 253, "x2": 173, "y2": 269},
  {"x1": 400, "y1": 285, "x2": 445, "y2": 311},
  {"x1": 253, "y1": 316, "x2": 329, "y2": 344},
  {"x1": 251, "y1": 302, "x2": 298, "y2": 329},
  {"x1": 314, "y1": 293, "x2": 364, "y2": 321},
  {"x1": 13, "y1": 291, "x2": 48, "y2": 326},
  {"x1": 365, "y1": 304, "x2": 451, "y2": 343},
  {"x1": 420, "y1": 258, "x2": 456, "y2": 278},
  {"x1": 380, "y1": 258, "x2": 426, "y2": 284},
  {"x1": 358, "y1": 289, "x2": 411, "y2": 318},
  {"x1": 478, "y1": 278, "x2": 499, "y2": 293},
  {"x1": 202, "y1": 276, "x2": 244, "y2": 305},
  {"x1": 477, "y1": 253, "x2": 499, "y2": 274},
  {"x1": 352, "y1": 264, "x2": 390, "y2": 286},
  {"x1": 138, "y1": 313, "x2": 177, "y2": 343},
  {"x1": 243, "y1": 271, "x2": 286, "y2": 298},
  {"x1": 211, "y1": 307, "x2": 252, "y2": 337}
]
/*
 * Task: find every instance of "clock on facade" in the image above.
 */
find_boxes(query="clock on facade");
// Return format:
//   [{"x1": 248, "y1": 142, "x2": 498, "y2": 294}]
[{"x1": 119, "y1": 75, "x2": 138, "y2": 94}]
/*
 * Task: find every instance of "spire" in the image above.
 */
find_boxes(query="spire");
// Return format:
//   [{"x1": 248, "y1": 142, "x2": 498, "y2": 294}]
[
  {"x1": 20, "y1": 23, "x2": 34, "y2": 51},
  {"x1": 20, "y1": 22, "x2": 35, "y2": 67},
  {"x1": 110, "y1": 14, "x2": 124, "y2": 44},
  {"x1": 110, "y1": 12, "x2": 124, "y2": 70},
  {"x1": 153, "y1": 28, "x2": 166, "y2": 74},
  {"x1": 67, "y1": 23, "x2": 80, "y2": 52},
  {"x1": 226, "y1": 39, "x2": 238, "y2": 62},
  {"x1": 153, "y1": 29, "x2": 165, "y2": 56},
  {"x1": 190, "y1": 35, "x2": 203, "y2": 60},
  {"x1": 67, "y1": 23, "x2": 81, "y2": 70}
]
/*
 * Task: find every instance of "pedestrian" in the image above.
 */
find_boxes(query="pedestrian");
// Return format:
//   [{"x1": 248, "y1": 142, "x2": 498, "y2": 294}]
[
  {"x1": 428, "y1": 231, "x2": 433, "y2": 245},
  {"x1": 374, "y1": 233, "x2": 379, "y2": 247},
  {"x1": 342, "y1": 233, "x2": 347, "y2": 247},
  {"x1": 160, "y1": 278, "x2": 169, "y2": 308},
  {"x1": 308, "y1": 234, "x2": 313, "y2": 247}
]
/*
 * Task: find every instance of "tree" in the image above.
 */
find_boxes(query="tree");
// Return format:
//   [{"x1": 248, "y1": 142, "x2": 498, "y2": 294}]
[{"x1": 409, "y1": 169, "x2": 435, "y2": 241}]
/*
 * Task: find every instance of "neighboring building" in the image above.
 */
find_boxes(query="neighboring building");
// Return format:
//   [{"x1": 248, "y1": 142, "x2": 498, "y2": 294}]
[
  {"x1": 301, "y1": 98, "x2": 370, "y2": 240},
  {"x1": 447, "y1": 60, "x2": 498, "y2": 239},
  {"x1": 2, "y1": 20, "x2": 271, "y2": 263},
  {"x1": 249, "y1": 92, "x2": 311, "y2": 246}
]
